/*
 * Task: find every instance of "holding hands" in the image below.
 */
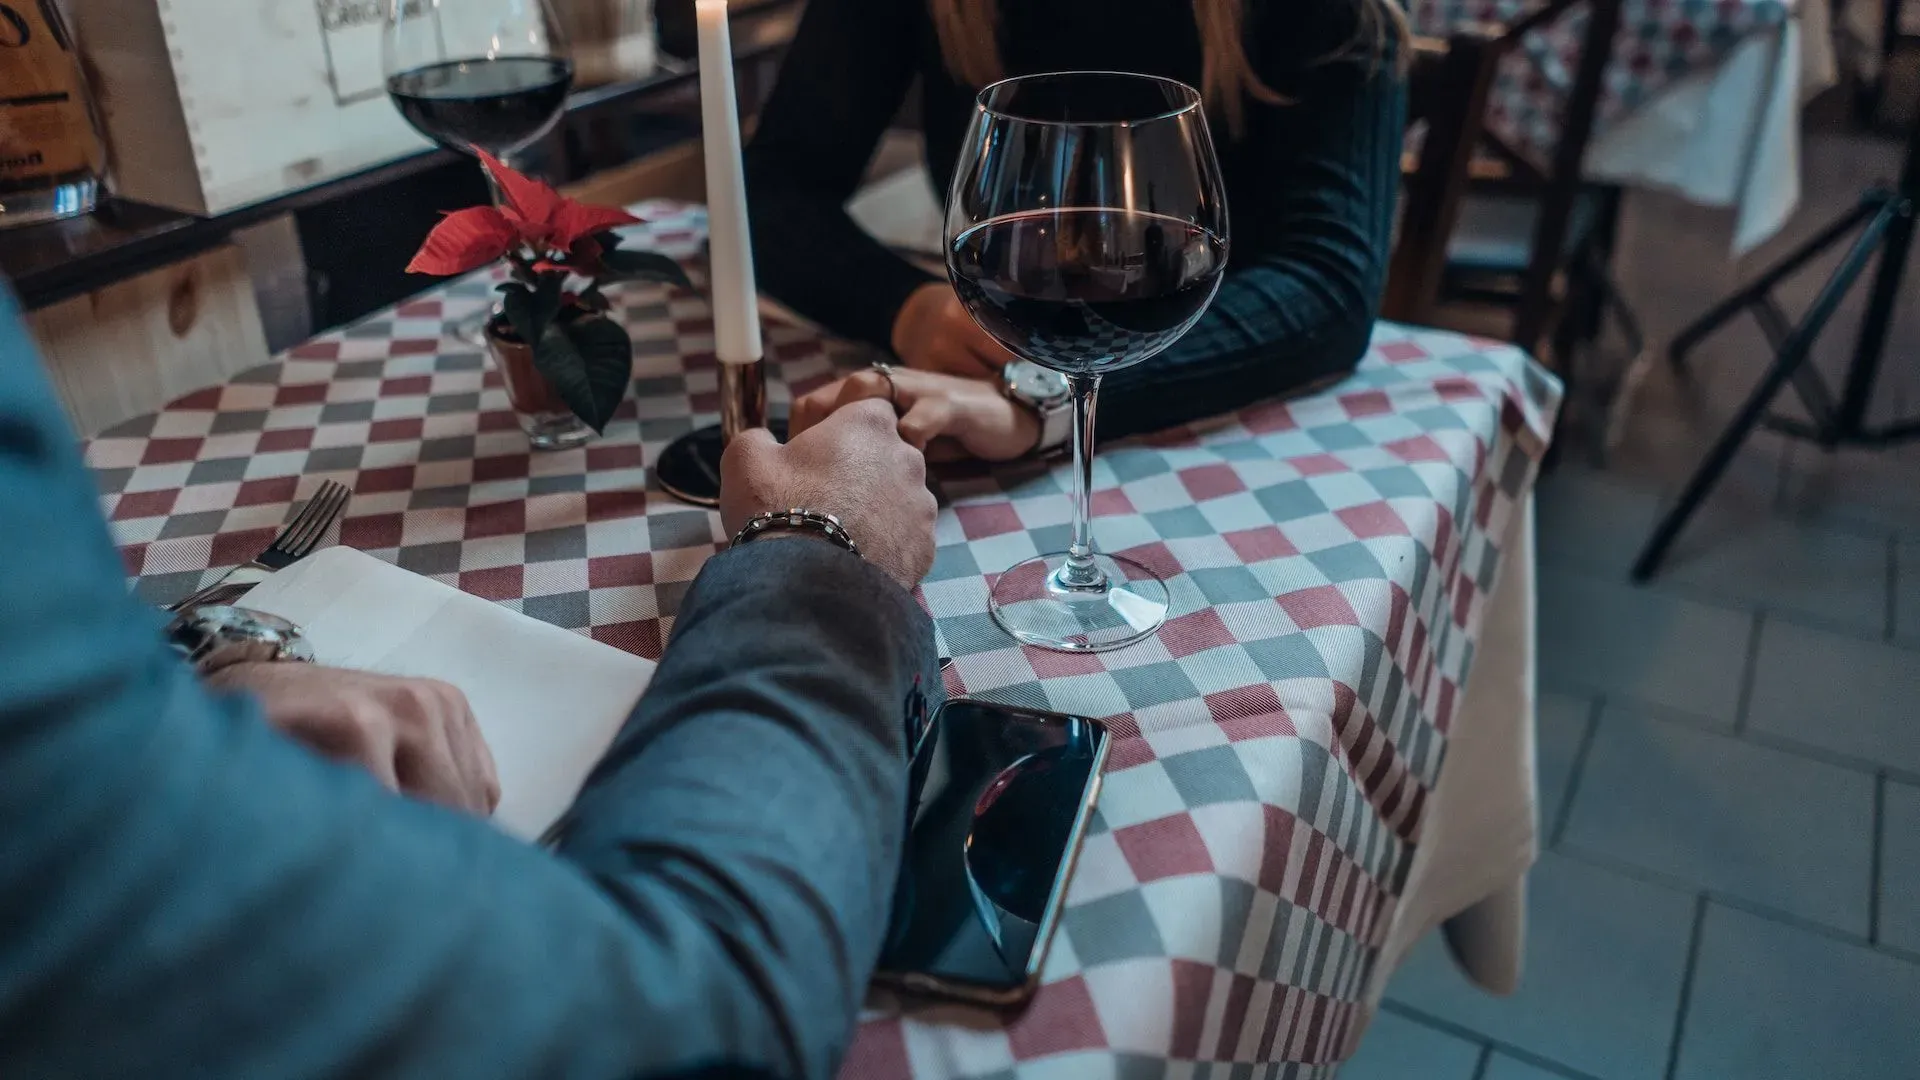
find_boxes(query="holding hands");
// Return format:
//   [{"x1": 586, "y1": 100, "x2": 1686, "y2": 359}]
[
  {"x1": 793, "y1": 282, "x2": 1044, "y2": 462},
  {"x1": 790, "y1": 366, "x2": 1039, "y2": 463}
]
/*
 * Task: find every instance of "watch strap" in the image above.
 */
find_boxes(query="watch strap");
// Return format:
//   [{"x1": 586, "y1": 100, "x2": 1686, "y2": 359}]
[
  {"x1": 731, "y1": 509, "x2": 862, "y2": 558},
  {"x1": 167, "y1": 605, "x2": 316, "y2": 676},
  {"x1": 1033, "y1": 397, "x2": 1074, "y2": 456}
]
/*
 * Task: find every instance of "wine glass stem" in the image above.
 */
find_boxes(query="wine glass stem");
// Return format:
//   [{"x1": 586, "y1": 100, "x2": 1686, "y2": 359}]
[
  {"x1": 481, "y1": 153, "x2": 508, "y2": 206},
  {"x1": 1059, "y1": 372, "x2": 1106, "y2": 590}
]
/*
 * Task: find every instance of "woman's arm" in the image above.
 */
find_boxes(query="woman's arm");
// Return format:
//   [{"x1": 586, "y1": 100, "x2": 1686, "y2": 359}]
[
  {"x1": 1098, "y1": 20, "x2": 1406, "y2": 441},
  {"x1": 744, "y1": 0, "x2": 934, "y2": 349}
]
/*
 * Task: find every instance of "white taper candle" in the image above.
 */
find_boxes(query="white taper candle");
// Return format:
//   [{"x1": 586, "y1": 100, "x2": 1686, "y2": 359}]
[{"x1": 694, "y1": 0, "x2": 762, "y2": 367}]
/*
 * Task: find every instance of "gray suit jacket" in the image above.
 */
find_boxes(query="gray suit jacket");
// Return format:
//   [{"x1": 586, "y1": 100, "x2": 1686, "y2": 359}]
[{"x1": 0, "y1": 287, "x2": 936, "y2": 1079}]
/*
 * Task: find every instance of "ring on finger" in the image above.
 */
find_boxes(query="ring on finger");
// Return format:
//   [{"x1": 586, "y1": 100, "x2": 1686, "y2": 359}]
[{"x1": 869, "y1": 362, "x2": 901, "y2": 412}]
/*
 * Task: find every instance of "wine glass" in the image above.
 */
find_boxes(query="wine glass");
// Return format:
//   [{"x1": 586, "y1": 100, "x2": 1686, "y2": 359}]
[
  {"x1": 384, "y1": 0, "x2": 573, "y2": 341},
  {"x1": 947, "y1": 72, "x2": 1229, "y2": 652}
]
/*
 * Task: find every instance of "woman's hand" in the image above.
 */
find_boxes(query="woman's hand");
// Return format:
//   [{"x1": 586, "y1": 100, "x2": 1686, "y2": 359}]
[
  {"x1": 791, "y1": 367, "x2": 1040, "y2": 463},
  {"x1": 890, "y1": 283, "x2": 1016, "y2": 378}
]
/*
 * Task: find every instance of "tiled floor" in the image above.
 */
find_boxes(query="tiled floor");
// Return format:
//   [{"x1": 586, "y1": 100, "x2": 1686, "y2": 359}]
[{"x1": 1345, "y1": 104, "x2": 1920, "y2": 1078}]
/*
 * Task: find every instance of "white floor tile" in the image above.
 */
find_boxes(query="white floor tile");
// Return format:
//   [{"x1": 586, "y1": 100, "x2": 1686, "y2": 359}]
[
  {"x1": 1895, "y1": 539, "x2": 1920, "y2": 645},
  {"x1": 1676, "y1": 904, "x2": 1920, "y2": 1080},
  {"x1": 1385, "y1": 852, "x2": 1695, "y2": 1079},
  {"x1": 1879, "y1": 779, "x2": 1920, "y2": 956},
  {"x1": 1746, "y1": 618, "x2": 1920, "y2": 775},
  {"x1": 1483, "y1": 1053, "x2": 1580, "y2": 1080},
  {"x1": 1535, "y1": 692, "x2": 1593, "y2": 835},
  {"x1": 1563, "y1": 707, "x2": 1874, "y2": 934},
  {"x1": 1341, "y1": 1008, "x2": 1483, "y2": 1080},
  {"x1": 1537, "y1": 570, "x2": 1753, "y2": 724},
  {"x1": 1652, "y1": 515, "x2": 1889, "y2": 637}
]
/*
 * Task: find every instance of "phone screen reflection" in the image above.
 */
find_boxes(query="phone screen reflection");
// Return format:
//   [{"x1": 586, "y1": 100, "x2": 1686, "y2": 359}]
[{"x1": 878, "y1": 701, "x2": 1105, "y2": 994}]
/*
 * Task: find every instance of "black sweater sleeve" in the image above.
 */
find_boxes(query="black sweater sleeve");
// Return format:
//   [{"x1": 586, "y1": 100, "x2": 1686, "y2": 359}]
[
  {"x1": 744, "y1": 0, "x2": 1405, "y2": 438},
  {"x1": 743, "y1": 0, "x2": 934, "y2": 349},
  {"x1": 1098, "y1": 38, "x2": 1407, "y2": 441}
]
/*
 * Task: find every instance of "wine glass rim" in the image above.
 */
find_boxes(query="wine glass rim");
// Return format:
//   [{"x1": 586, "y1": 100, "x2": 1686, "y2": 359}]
[{"x1": 973, "y1": 71, "x2": 1203, "y2": 127}]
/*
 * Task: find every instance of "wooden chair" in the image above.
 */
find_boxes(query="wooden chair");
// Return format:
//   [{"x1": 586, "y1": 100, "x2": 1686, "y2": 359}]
[
  {"x1": 1449, "y1": 0, "x2": 1627, "y2": 359},
  {"x1": 1391, "y1": 0, "x2": 1631, "y2": 362},
  {"x1": 1383, "y1": 28, "x2": 1503, "y2": 325}
]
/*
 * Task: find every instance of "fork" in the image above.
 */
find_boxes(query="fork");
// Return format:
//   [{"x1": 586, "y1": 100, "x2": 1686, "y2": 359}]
[{"x1": 166, "y1": 480, "x2": 353, "y2": 613}]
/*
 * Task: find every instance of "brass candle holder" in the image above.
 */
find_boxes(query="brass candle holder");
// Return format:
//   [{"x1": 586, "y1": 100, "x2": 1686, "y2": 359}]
[{"x1": 654, "y1": 358, "x2": 785, "y2": 507}]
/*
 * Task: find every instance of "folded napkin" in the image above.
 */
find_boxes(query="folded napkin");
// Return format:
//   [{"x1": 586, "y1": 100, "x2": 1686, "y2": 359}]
[{"x1": 242, "y1": 548, "x2": 655, "y2": 840}]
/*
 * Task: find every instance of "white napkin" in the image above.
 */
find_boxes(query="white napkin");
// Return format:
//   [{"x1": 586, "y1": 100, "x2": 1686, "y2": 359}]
[{"x1": 241, "y1": 547, "x2": 655, "y2": 840}]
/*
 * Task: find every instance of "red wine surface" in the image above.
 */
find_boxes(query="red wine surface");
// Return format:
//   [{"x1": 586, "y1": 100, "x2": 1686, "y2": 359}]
[
  {"x1": 388, "y1": 57, "x2": 573, "y2": 156},
  {"x1": 949, "y1": 209, "x2": 1226, "y2": 374}
]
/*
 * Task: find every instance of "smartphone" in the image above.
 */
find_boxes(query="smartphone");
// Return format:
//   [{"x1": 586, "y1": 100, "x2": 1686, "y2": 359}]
[{"x1": 874, "y1": 698, "x2": 1109, "y2": 1007}]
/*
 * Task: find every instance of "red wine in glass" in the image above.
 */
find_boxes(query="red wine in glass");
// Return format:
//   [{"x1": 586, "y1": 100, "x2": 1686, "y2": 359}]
[
  {"x1": 945, "y1": 72, "x2": 1229, "y2": 652},
  {"x1": 950, "y1": 208, "x2": 1227, "y2": 376},
  {"x1": 386, "y1": 56, "x2": 574, "y2": 157}
]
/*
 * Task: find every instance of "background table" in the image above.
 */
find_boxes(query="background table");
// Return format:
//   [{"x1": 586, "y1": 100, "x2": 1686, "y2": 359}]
[
  {"x1": 87, "y1": 206, "x2": 1560, "y2": 1077},
  {"x1": 1413, "y1": 0, "x2": 1834, "y2": 252}
]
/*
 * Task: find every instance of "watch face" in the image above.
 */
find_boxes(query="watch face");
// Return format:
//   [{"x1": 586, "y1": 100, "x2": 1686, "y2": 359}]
[{"x1": 1006, "y1": 362, "x2": 1071, "y2": 406}]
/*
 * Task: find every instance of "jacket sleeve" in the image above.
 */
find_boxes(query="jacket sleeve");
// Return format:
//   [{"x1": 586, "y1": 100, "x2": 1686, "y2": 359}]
[{"x1": 0, "y1": 287, "x2": 935, "y2": 1080}]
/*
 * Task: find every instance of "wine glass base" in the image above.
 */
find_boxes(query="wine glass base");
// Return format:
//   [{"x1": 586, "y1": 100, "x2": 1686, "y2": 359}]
[
  {"x1": 989, "y1": 552, "x2": 1169, "y2": 653},
  {"x1": 449, "y1": 306, "x2": 492, "y2": 348}
]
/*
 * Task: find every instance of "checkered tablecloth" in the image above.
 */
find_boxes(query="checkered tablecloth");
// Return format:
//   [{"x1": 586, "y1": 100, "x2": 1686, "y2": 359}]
[
  {"x1": 86, "y1": 204, "x2": 1560, "y2": 1078},
  {"x1": 1411, "y1": 0, "x2": 1792, "y2": 169}
]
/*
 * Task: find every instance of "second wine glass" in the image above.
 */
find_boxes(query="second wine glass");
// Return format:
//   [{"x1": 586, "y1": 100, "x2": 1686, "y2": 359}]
[
  {"x1": 385, "y1": 0, "x2": 573, "y2": 340},
  {"x1": 947, "y1": 72, "x2": 1229, "y2": 652}
]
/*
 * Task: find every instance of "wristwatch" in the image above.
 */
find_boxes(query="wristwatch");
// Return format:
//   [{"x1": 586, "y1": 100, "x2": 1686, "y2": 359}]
[
  {"x1": 166, "y1": 604, "x2": 315, "y2": 677},
  {"x1": 1002, "y1": 361, "x2": 1073, "y2": 456}
]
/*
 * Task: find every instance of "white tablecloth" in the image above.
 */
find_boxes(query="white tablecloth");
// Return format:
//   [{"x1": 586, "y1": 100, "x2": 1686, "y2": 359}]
[{"x1": 1587, "y1": 0, "x2": 1837, "y2": 252}]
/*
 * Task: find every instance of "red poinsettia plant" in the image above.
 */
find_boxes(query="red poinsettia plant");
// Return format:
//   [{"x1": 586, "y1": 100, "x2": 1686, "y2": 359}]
[{"x1": 407, "y1": 149, "x2": 690, "y2": 432}]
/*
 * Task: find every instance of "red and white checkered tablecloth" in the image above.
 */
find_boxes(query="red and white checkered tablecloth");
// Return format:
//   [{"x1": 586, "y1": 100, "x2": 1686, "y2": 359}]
[
  {"x1": 1411, "y1": 0, "x2": 1792, "y2": 170},
  {"x1": 86, "y1": 204, "x2": 1561, "y2": 1078}
]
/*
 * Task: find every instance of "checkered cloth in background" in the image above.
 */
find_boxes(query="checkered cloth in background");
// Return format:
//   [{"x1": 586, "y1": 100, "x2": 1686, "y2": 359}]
[
  {"x1": 1411, "y1": 0, "x2": 1791, "y2": 170},
  {"x1": 86, "y1": 205, "x2": 1561, "y2": 1078}
]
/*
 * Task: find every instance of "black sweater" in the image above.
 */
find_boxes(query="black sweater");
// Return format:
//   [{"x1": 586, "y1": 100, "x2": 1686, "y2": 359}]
[{"x1": 743, "y1": 0, "x2": 1406, "y2": 440}]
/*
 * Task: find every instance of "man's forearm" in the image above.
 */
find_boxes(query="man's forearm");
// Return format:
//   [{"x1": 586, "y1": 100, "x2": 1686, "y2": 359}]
[
  {"x1": 558, "y1": 538, "x2": 937, "y2": 1073},
  {"x1": 0, "y1": 276, "x2": 936, "y2": 1078}
]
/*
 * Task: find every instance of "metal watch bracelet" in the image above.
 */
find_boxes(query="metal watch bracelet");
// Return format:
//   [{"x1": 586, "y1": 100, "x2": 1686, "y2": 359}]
[
  {"x1": 166, "y1": 604, "x2": 316, "y2": 677},
  {"x1": 730, "y1": 509, "x2": 861, "y2": 558}
]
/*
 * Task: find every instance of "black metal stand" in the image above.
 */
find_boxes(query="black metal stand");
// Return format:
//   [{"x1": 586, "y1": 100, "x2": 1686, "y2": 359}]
[{"x1": 1631, "y1": 101, "x2": 1920, "y2": 581}]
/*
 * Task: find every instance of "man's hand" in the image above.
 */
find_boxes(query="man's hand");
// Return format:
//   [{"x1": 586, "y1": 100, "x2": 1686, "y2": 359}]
[
  {"x1": 890, "y1": 282, "x2": 1015, "y2": 379},
  {"x1": 790, "y1": 366, "x2": 1039, "y2": 462},
  {"x1": 208, "y1": 662, "x2": 500, "y2": 816},
  {"x1": 720, "y1": 399, "x2": 939, "y2": 590}
]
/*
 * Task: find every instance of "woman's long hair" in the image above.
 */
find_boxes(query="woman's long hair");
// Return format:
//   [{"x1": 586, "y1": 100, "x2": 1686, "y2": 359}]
[{"x1": 927, "y1": 0, "x2": 1409, "y2": 135}]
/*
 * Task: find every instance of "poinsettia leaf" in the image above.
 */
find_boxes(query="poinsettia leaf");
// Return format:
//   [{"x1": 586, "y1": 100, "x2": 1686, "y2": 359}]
[
  {"x1": 406, "y1": 206, "x2": 518, "y2": 276},
  {"x1": 477, "y1": 148, "x2": 563, "y2": 235},
  {"x1": 499, "y1": 275, "x2": 564, "y2": 349},
  {"x1": 599, "y1": 248, "x2": 693, "y2": 288},
  {"x1": 592, "y1": 229, "x2": 624, "y2": 253},
  {"x1": 532, "y1": 318, "x2": 631, "y2": 432},
  {"x1": 567, "y1": 236, "x2": 608, "y2": 277},
  {"x1": 578, "y1": 284, "x2": 612, "y2": 313},
  {"x1": 551, "y1": 201, "x2": 642, "y2": 249}
]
